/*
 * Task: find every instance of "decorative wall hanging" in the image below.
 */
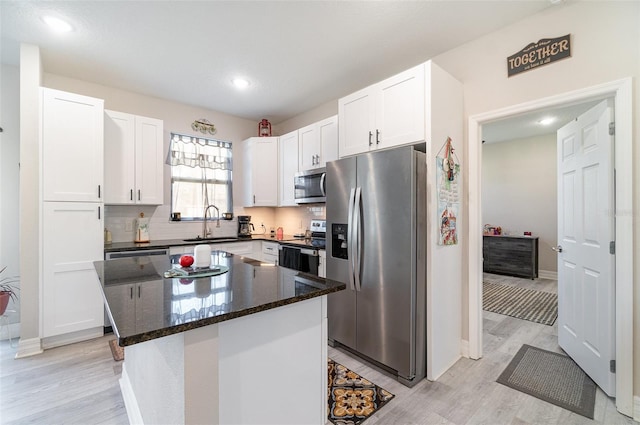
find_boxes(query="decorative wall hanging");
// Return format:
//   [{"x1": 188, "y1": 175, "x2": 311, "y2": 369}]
[
  {"x1": 507, "y1": 34, "x2": 571, "y2": 77},
  {"x1": 191, "y1": 118, "x2": 217, "y2": 135},
  {"x1": 436, "y1": 137, "x2": 460, "y2": 246},
  {"x1": 258, "y1": 119, "x2": 272, "y2": 137}
]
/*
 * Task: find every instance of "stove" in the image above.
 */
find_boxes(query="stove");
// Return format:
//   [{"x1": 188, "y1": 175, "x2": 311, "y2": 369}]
[{"x1": 309, "y1": 219, "x2": 326, "y2": 249}]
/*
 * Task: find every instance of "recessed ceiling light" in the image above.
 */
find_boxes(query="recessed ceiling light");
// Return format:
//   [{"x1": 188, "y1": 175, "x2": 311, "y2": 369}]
[
  {"x1": 42, "y1": 15, "x2": 73, "y2": 33},
  {"x1": 538, "y1": 117, "x2": 556, "y2": 126},
  {"x1": 232, "y1": 78, "x2": 250, "y2": 89}
]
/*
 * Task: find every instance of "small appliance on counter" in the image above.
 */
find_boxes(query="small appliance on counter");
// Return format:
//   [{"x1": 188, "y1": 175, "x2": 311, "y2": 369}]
[{"x1": 237, "y1": 215, "x2": 254, "y2": 238}]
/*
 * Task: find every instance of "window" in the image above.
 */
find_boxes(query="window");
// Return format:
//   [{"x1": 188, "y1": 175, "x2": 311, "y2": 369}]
[{"x1": 168, "y1": 133, "x2": 233, "y2": 220}]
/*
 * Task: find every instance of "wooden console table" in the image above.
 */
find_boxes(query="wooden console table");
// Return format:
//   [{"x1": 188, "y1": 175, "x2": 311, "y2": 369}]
[{"x1": 483, "y1": 235, "x2": 539, "y2": 279}]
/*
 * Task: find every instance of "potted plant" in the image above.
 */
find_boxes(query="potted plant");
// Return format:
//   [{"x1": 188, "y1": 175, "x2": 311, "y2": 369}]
[{"x1": 0, "y1": 266, "x2": 19, "y2": 316}]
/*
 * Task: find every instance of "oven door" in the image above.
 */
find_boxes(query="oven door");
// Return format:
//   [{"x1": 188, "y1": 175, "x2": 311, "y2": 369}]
[
  {"x1": 278, "y1": 245, "x2": 319, "y2": 275},
  {"x1": 294, "y1": 168, "x2": 326, "y2": 204}
]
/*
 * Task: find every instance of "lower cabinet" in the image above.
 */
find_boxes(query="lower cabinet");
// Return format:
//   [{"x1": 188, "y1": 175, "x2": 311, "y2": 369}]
[
  {"x1": 318, "y1": 250, "x2": 326, "y2": 278},
  {"x1": 262, "y1": 242, "x2": 279, "y2": 264},
  {"x1": 104, "y1": 279, "x2": 165, "y2": 335},
  {"x1": 483, "y1": 236, "x2": 539, "y2": 279},
  {"x1": 42, "y1": 202, "x2": 104, "y2": 338}
]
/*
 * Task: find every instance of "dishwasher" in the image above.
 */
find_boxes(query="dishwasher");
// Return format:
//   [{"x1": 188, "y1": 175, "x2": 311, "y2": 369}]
[{"x1": 103, "y1": 248, "x2": 169, "y2": 331}]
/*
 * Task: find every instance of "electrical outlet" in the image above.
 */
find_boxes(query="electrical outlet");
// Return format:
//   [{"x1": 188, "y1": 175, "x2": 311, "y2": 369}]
[{"x1": 125, "y1": 220, "x2": 133, "y2": 232}]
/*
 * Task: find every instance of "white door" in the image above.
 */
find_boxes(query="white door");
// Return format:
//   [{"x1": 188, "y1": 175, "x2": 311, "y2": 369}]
[{"x1": 557, "y1": 100, "x2": 615, "y2": 396}]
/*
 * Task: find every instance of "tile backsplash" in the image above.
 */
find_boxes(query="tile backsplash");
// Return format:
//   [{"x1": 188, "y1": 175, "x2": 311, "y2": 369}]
[{"x1": 104, "y1": 204, "x2": 325, "y2": 243}]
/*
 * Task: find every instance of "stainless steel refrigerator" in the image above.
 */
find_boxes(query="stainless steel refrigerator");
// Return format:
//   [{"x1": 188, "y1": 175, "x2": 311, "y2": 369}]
[{"x1": 326, "y1": 145, "x2": 427, "y2": 387}]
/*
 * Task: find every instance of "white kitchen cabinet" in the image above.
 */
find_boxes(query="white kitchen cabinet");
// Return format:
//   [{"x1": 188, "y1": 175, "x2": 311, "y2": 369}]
[
  {"x1": 42, "y1": 202, "x2": 105, "y2": 338},
  {"x1": 104, "y1": 110, "x2": 164, "y2": 205},
  {"x1": 243, "y1": 137, "x2": 279, "y2": 207},
  {"x1": 41, "y1": 88, "x2": 104, "y2": 202},
  {"x1": 339, "y1": 63, "x2": 425, "y2": 157},
  {"x1": 298, "y1": 115, "x2": 338, "y2": 171},
  {"x1": 278, "y1": 130, "x2": 299, "y2": 206},
  {"x1": 318, "y1": 250, "x2": 326, "y2": 278},
  {"x1": 104, "y1": 279, "x2": 165, "y2": 335},
  {"x1": 262, "y1": 242, "x2": 279, "y2": 264}
]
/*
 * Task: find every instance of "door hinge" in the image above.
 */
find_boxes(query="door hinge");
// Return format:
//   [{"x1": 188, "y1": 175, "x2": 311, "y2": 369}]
[
  {"x1": 610, "y1": 359, "x2": 616, "y2": 373},
  {"x1": 609, "y1": 241, "x2": 615, "y2": 255},
  {"x1": 609, "y1": 122, "x2": 615, "y2": 136}
]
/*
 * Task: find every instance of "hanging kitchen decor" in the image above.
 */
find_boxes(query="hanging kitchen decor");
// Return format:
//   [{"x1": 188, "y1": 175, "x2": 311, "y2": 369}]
[
  {"x1": 258, "y1": 119, "x2": 272, "y2": 137},
  {"x1": 191, "y1": 118, "x2": 217, "y2": 135},
  {"x1": 436, "y1": 137, "x2": 460, "y2": 246}
]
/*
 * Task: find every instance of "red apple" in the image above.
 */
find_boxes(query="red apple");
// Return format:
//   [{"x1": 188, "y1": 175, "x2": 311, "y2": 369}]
[
  {"x1": 179, "y1": 255, "x2": 194, "y2": 267},
  {"x1": 179, "y1": 278, "x2": 194, "y2": 285}
]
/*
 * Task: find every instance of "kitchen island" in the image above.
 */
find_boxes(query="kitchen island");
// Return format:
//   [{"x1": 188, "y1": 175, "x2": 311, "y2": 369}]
[{"x1": 94, "y1": 252, "x2": 345, "y2": 425}]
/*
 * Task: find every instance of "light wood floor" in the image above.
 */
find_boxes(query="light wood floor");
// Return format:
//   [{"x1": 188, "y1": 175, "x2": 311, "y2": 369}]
[{"x1": 1, "y1": 274, "x2": 636, "y2": 424}]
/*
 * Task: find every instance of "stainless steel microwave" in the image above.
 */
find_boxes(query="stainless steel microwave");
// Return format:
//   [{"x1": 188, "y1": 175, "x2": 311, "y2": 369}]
[{"x1": 294, "y1": 168, "x2": 326, "y2": 204}]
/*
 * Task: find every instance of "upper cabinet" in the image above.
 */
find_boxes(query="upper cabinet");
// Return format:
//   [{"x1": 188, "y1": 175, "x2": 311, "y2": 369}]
[
  {"x1": 104, "y1": 110, "x2": 164, "y2": 205},
  {"x1": 338, "y1": 63, "x2": 425, "y2": 157},
  {"x1": 243, "y1": 136, "x2": 279, "y2": 207},
  {"x1": 279, "y1": 130, "x2": 299, "y2": 206},
  {"x1": 41, "y1": 88, "x2": 104, "y2": 202},
  {"x1": 298, "y1": 115, "x2": 338, "y2": 170}
]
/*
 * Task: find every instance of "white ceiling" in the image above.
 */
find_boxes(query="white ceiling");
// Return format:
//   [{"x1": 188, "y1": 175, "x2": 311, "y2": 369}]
[
  {"x1": 1, "y1": 1, "x2": 557, "y2": 124},
  {"x1": 482, "y1": 99, "x2": 602, "y2": 144}
]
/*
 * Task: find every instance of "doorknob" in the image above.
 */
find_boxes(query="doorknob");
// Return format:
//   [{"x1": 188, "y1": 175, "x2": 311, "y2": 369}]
[{"x1": 552, "y1": 245, "x2": 563, "y2": 253}]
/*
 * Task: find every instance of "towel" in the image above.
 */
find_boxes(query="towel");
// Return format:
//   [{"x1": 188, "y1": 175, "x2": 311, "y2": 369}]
[{"x1": 280, "y1": 247, "x2": 301, "y2": 270}]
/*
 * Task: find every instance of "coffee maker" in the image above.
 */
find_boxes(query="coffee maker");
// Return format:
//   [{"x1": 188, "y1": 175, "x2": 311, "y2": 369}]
[{"x1": 237, "y1": 215, "x2": 254, "y2": 238}]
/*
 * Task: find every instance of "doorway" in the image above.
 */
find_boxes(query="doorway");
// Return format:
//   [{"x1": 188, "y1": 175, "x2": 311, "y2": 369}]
[{"x1": 467, "y1": 78, "x2": 633, "y2": 416}]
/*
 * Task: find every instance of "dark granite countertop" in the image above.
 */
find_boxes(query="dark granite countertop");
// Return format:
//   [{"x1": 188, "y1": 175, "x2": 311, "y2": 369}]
[
  {"x1": 104, "y1": 234, "x2": 324, "y2": 253},
  {"x1": 94, "y1": 252, "x2": 344, "y2": 347}
]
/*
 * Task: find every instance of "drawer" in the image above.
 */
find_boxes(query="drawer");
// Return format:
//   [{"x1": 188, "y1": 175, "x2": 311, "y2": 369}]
[
  {"x1": 486, "y1": 237, "x2": 534, "y2": 251},
  {"x1": 262, "y1": 242, "x2": 279, "y2": 256}
]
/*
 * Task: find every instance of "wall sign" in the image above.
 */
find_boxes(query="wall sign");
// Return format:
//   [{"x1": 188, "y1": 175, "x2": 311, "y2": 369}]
[{"x1": 507, "y1": 34, "x2": 571, "y2": 77}]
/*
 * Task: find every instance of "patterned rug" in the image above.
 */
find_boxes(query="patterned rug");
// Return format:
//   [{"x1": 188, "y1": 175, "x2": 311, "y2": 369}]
[
  {"x1": 328, "y1": 359, "x2": 395, "y2": 425},
  {"x1": 109, "y1": 339, "x2": 124, "y2": 361},
  {"x1": 497, "y1": 344, "x2": 596, "y2": 419},
  {"x1": 483, "y1": 281, "x2": 558, "y2": 325}
]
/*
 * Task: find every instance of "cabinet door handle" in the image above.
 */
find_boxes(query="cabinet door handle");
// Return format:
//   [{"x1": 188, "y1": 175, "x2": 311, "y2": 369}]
[
  {"x1": 130, "y1": 287, "x2": 133, "y2": 299},
  {"x1": 138, "y1": 190, "x2": 141, "y2": 201},
  {"x1": 368, "y1": 131, "x2": 373, "y2": 146},
  {"x1": 98, "y1": 206, "x2": 101, "y2": 220},
  {"x1": 376, "y1": 129, "x2": 380, "y2": 144},
  {"x1": 253, "y1": 195, "x2": 256, "y2": 204},
  {"x1": 98, "y1": 185, "x2": 101, "y2": 199},
  {"x1": 130, "y1": 189, "x2": 133, "y2": 201},
  {"x1": 138, "y1": 286, "x2": 141, "y2": 298}
]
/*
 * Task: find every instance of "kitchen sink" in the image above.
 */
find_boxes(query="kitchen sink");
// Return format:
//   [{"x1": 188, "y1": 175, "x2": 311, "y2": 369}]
[{"x1": 183, "y1": 237, "x2": 239, "y2": 243}]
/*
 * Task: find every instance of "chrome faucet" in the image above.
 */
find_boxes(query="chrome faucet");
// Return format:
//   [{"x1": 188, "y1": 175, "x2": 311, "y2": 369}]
[{"x1": 202, "y1": 204, "x2": 220, "y2": 238}]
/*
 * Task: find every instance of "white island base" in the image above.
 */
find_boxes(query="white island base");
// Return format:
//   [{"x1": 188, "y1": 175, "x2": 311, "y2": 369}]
[{"x1": 119, "y1": 296, "x2": 328, "y2": 425}]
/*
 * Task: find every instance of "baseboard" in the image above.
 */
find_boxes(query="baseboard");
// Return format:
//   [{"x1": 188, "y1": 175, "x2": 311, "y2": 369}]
[
  {"x1": 633, "y1": 395, "x2": 640, "y2": 422},
  {"x1": 460, "y1": 339, "x2": 469, "y2": 358},
  {"x1": 41, "y1": 326, "x2": 104, "y2": 350},
  {"x1": 120, "y1": 363, "x2": 144, "y2": 425},
  {"x1": 538, "y1": 270, "x2": 558, "y2": 280},
  {"x1": 15, "y1": 337, "x2": 43, "y2": 358}
]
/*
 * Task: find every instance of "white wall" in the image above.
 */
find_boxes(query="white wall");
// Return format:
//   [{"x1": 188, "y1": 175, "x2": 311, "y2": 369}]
[
  {"x1": 431, "y1": 0, "x2": 639, "y2": 404},
  {"x1": 17, "y1": 44, "x2": 43, "y2": 355},
  {"x1": 0, "y1": 64, "x2": 20, "y2": 331},
  {"x1": 482, "y1": 134, "x2": 557, "y2": 273}
]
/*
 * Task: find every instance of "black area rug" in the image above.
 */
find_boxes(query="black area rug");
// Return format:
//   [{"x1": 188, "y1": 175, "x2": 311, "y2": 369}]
[
  {"x1": 497, "y1": 344, "x2": 596, "y2": 419},
  {"x1": 483, "y1": 281, "x2": 558, "y2": 325},
  {"x1": 328, "y1": 359, "x2": 395, "y2": 425}
]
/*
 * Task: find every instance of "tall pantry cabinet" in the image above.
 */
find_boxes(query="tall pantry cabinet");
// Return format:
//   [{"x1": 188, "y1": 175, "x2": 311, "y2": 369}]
[{"x1": 40, "y1": 88, "x2": 105, "y2": 342}]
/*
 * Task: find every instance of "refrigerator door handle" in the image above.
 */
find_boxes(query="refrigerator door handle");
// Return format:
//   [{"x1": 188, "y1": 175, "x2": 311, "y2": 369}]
[
  {"x1": 353, "y1": 186, "x2": 362, "y2": 291},
  {"x1": 347, "y1": 187, "x2": 356, "y2": 291}
]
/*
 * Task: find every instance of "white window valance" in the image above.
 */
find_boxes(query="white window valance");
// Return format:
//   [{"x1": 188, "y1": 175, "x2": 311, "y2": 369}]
[{"x1": 167, "y1": 133, "x2": 232, "y2": 170}]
